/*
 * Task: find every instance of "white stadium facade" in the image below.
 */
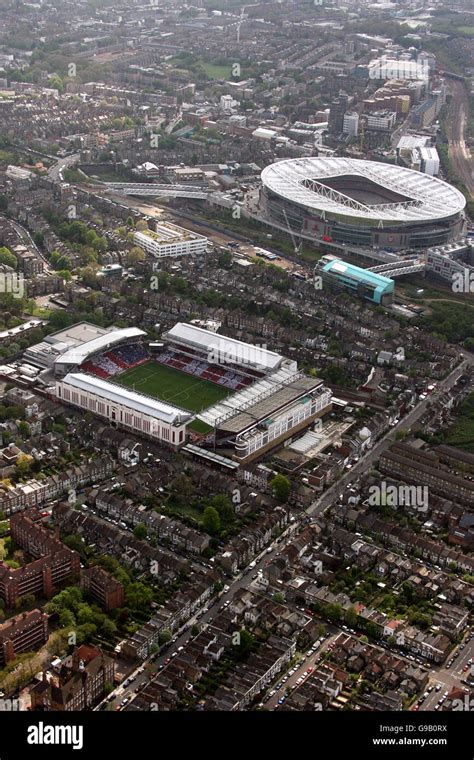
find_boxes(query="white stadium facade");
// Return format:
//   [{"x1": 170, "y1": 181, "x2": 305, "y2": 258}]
[
  {"x1": 56, "y1": 372, "x2": 190, "y2": 447},
  {"x1": 24, "y1": 321, "x2": 332, "y2": 462},
  {"x1": 260, "y1": 157, "x2": 466, "y2": 251}
]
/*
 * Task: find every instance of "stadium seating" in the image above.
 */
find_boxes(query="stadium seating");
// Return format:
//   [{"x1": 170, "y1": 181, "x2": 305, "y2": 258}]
[
  {"x1": 80, "y1": 343, "x2": 150, "y2": 378},
  {"x1": 155, "y1": 347, "x2": 253, "y2": 391}
]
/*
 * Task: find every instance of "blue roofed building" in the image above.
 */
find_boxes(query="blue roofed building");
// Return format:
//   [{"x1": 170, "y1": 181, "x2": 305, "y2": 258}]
[{"x1": 316, "y1": 255, "x2": 395, "y2": 305}]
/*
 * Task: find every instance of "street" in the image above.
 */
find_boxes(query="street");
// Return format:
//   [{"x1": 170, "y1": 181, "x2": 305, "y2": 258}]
[{"x1": 101, "y1": 353, "x2": 472, "y2": 711}]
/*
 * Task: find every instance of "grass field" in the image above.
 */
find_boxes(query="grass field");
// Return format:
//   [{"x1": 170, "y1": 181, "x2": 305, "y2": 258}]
[
  {"x1": 116, "y1": 361, "x2": 229, "y2": 413},
  {"x1": 456, "y1": 25, "x2": 474, "y2": 36},
  {"x1": 198, "y1": 60, "x2": 232, "y2": 80}
]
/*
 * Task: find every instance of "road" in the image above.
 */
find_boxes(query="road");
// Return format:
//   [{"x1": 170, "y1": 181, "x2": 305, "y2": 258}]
[
  {"x1": 446, "y1": 80, "x2": 474, "y2": 197},
  {"x1": 263, "y1": 631, "x2": 336, "y2": 710},
  {"x1": 47, "y1": 153, "x2": 80, "y2": 183},
  {"x1": 306, "y1": 358, "x2": 470, "y2": 517},
  {"x1": 416, "y1": 631, "x2": 474, "y2": 711},
  {"x1": 103, "y1": 354, "x2": 472, "y2": 711},
  {"x1": 101, "y1": 522, "x2": 301, "y2": 711},
  {"x1": 2, "y1": 216, "x2": 52, "y2": 273}
]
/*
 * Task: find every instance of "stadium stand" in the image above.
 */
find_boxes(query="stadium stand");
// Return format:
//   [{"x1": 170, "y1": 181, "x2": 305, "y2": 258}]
[
  {"x1": 80, "y1": 343, "x2": 150, "y2": 378},
  {"x1": 155, "y1": 348, "x2": 252, "y2": 391}
]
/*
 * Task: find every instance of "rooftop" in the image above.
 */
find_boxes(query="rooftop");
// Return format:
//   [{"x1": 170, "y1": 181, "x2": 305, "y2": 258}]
[{"x1": 59, "y1": 372, "x2": 191, "y2": 425}]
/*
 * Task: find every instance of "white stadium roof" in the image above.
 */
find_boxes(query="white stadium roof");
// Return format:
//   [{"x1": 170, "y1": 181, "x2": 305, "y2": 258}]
[
  {"x1": 261, "y1": 157, "x2": 466, "y2": 223},
  {"x1": 56, "y1": 327, "x2": 146, "y2": 367},
  {"x1": 60, "y1": 372, "x2": 190, "y2": 424},
  {"x1": 164, "y1": 322, "x2": 284, "y2": 372}
]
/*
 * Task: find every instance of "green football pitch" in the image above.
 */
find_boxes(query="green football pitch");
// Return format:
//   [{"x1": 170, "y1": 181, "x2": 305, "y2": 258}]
[{"x1": 115, "y1": 360, "x2": 229, "y2": 413}]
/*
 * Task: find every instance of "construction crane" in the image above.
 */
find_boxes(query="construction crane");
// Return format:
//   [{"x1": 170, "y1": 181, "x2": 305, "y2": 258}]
[
  {"x1": 359, "y1": 116, "x2": 366, "y2": 153},
  {"x1": 237, "y1": 6, "x2": 246, "y2": 44}
]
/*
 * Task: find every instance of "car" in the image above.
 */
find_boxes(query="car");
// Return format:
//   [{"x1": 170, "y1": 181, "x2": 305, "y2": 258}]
[
  {"x1": 412, "y1": 705, "x2": 419, "y2": 711},
  {"x1": 434, "y1": 703, "x2": 440, "y2": 710},
  {"x1": 306, "y1": 650, "x2": 312, "y2": 657},
  {"x1": 435, "y1": 684, "x2": 442, "y2": 692},
  {"x1": 171, "y1": 651, "x2": 178, "y2": 658},
  {"x1": 427, "y1": 685, "x2": 434, "y2": 693},
  {"x1": 306, "y1": 667, "x2": 313, "y2": 673},
  {"x1": 278, "y1": 697, "x2": 286, "y2": 705},
  {"x1": 121, "y1": 697, "x2": 129, "y2": 707},
  {"x1": 268, "y1": 690, "x2": 276, "y2": 698}
]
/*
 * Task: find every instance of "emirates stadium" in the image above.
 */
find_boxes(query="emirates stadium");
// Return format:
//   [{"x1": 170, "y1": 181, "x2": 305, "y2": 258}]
[{"x1": 260, "y1": 157, "x2": 466, "y2": 251}]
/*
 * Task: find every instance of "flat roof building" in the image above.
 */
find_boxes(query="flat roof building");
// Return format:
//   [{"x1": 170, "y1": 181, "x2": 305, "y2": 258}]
[
  {"x1": 317, "y1": 256, "x2": 395, "y2": 305},
  {"x1": 134, "y1": 221, "x2": 207, "y2": 259}
]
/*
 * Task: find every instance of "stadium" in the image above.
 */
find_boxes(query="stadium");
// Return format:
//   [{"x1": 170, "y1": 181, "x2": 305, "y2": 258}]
[
  {"x1": 260, "y1": 157, "x2": 466, "y2": 251},
  {"x1": 24, "y1": 321, "x2": 332, "y2": 462}
]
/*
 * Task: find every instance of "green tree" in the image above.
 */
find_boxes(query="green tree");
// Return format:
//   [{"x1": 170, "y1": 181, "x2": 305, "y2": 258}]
[
  {"x1": 127, "y1": 246, "x2": 145, "y2": 265},
  {"x1": 202, "y1": 506, "x2": 221, "y2": 535},
  {"x1": 158, "y1": 629, "x2": 172, "y2": 645},
  {"x1": 210, "y1": 494, "x2": 234, "y2": 522},
  {"x1": 0, "y1": 247, "x2": 16, "y2": 269},
  {"x1": 270, "y1": 473, "x2": 291, "y2": 503},
  {"x1": 235, "y1": 629, "x2": 254, "y2": 658},
  {"x1": 18, "y1": 421, "x2": 30, "y2": 438},
  {"x1": 133, "y1": 523, "x2": 147, "y2": 540},
  {"x1": 345, "y1": 607, "x2": 358, "y2": 628},
  {"x1": 125, "y1": 581, "x2": 153, "y2": 611},
  {"x1": 15, "y1": 453, "x2": 33, "y2": 477}
]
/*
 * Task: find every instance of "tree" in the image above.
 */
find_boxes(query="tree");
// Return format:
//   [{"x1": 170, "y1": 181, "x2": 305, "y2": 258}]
[
  {"x1": 325, "y1": 603, "x2": 343, "y2": 622},
  {"x1": 345, "y1": 607, "x2": 358, "y2": 628},
  {"x1": 127, "y1": 246, "x2": 145, "y2": 266},
  {"x1": 202, "y1": 506, "x2": 221, "y2": 535},
  {"x1": 270, "y1": 473, "x2": 291, "y2": 503},
  {"x1": 133, "y1": 523, "x2": 147, "y2": 540},
  {"x1": 235, "y1": 629, "x2": 254, "y2": 659},
  {"x1": 170, "y1": 474, "x2": 194, "y2": 506},
  {"x1": 18, "y1": 421, "x2": 29, "y2": 438},
  {"x1": 102, "y1": 618, "x2": 117, "y2": 638},
  {"x1": 125, "y1": 581, "x2": 154, "y2": 611},
  {"x1": 0, "y1": 247, "x2": 16, "y2": 269},
  {"x1": 158, "y1": 629, "x2": 172, "y2": 645},
  {"x1": 15, "y1": 453, "x2": 33, "y2": 477},
  {"x1": 210, "y1": 494, "x2": 234, "y2": 522}
]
